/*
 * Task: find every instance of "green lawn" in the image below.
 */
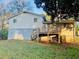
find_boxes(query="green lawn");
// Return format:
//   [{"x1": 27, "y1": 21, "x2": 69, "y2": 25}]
[{"x1": 0, "y1": 40, "x2": 79, "y2": 59}]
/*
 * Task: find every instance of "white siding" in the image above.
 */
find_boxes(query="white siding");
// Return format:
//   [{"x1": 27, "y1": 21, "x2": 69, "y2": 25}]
[
  {"x1": 8, "y1": 12, "x2": 44, "y2": 40},
  {"x1": 8, "y1": 29, "x2": 33, "y2": 40},
  {"x1": 9, "y1": 13, "x2": 43, "y2": 29}
]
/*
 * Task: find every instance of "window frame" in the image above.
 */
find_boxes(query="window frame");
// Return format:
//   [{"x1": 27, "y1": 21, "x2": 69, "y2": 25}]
[
  {"x1": 13, "y1": 19, "x2": 17, "y2": 23},
  {"x1": 34, "y1": 18, "x2": 38, "y2": 22}
]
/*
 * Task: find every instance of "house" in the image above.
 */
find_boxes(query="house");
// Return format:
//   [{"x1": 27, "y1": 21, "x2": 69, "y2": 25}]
[{"x1": 8, "y1": 11, "x2": 46, "y2": 40}]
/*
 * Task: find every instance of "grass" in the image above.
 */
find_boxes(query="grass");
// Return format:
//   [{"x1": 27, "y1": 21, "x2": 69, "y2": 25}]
[{"x1": 0, "y1": 40, "x2": 79, "y2": 59}]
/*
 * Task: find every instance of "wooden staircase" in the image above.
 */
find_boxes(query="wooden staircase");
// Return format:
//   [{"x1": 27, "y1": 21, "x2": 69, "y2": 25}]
[{"x1": 31, "y1": 29, "x2": 39, "y2": 40}]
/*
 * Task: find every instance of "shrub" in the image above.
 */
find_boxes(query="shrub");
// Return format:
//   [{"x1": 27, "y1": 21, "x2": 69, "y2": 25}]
[{"x1": 0, "y1": 29, "x2": 8, "y2": 40}]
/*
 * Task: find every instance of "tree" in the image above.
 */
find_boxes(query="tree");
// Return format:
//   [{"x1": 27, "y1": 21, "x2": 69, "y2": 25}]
[
  {"x1": 0, "y1": 4, "x2": 7, "y2": 30},
  {"x1": 34, "y1": 0, "x2": 79, "y2": 22},
  {"x1": 0, "y1": 4, "x2": 8, "y2": 39},
  {"x1": 7, "y1": 0, "x2": 26, "y2": 13},
  {"x1": 7, "y1": 0, "x2": 34, "y2": 14}
]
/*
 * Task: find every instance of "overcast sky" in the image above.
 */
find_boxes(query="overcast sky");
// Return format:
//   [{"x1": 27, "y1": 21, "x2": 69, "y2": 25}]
[{"x1": 0, "y1": 0, "x2": 44, "y2": 14}]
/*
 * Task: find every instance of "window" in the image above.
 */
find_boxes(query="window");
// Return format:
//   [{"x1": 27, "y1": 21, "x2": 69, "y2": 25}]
[
  {"x1": 34, "y1": 18, "x2": 37, "y2": 22},
  {"x1": 13, "y1": 19, "x2": 17, "y2": 23}
]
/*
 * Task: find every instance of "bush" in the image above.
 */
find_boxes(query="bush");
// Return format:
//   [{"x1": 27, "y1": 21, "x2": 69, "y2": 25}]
[{"x1": 0, "y1": 29, "x2": 8, "y2": 40}]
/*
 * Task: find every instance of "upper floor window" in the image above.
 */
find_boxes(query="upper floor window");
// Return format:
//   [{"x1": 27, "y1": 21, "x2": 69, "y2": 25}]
[
  {"x1": 13, "y1": 19, "x2": 17, "y2": 23},
  {"x1": 34, "y1": 18, "x2": 37, "y2": 22}
]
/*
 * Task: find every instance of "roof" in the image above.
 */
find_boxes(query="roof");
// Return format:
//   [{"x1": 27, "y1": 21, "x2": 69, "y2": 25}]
[
  {"x1": 8, "y1": 11, "x2": 44, "y2": 20},
  {"x1": 23, "y1": 11, "x2": 44, "y2": 17}
]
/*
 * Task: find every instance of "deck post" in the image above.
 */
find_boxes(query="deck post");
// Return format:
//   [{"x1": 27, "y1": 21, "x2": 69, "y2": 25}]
[
  {"x1": 37, "y1": 28, "x2": 40, "y2": 41},
  {"x1": 47, "y1": 24, "x2": 51, "y2": 43},
  {"x1": 58, "y1": 33, "x2": 61, "y2": 43}
]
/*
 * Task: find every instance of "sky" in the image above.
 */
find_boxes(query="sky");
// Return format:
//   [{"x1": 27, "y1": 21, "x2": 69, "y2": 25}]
[{"x1": 0, "y1": 0, "x2": 44, "y2": 14}]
